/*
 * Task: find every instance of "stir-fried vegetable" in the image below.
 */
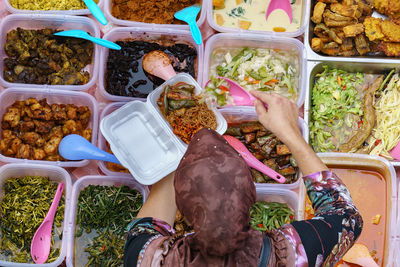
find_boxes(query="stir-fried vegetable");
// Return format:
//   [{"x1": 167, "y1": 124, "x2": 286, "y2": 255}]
[
  {"x1": 310, "y1": 66, "x2": 365, "y2": 152},
  {"x1": 205, "y1": 47, "x2": 299, "y2": 107},
  {"x1": 0, "y1": 176, "x2": 64, "y2": 263},
  {"x1": 76, "y1": 185, "x2": 143, "y2": 267},
  {"x1": 250, "y1": 201, "x2": 295, "y2": 231}
]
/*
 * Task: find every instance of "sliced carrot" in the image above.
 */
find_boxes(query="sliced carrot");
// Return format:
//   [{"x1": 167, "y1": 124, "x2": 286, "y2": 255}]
[
  {"x1": 273, "y1": 27, "x2": 286, "y2": 32},
  {"x1": 244, "y1": 77, "x2": 249, "y2": 81},
  {"x1": 249, "y1": 80, "x2": 260, "y2": 84},
  {"x1": 264, "y1": 79, "x2": 279, "y2": 86},
  {"x1": 218, "y1": 85, "x2": 230, "y2": 92},
  {"x1": 337, "y1": 76, "x2": 342, "y2": 86}
]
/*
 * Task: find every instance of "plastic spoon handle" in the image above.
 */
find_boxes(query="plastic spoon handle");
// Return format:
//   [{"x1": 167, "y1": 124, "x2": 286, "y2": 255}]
[
  {"x1": 188, "y1": 19, "x2": 202, "y2": 45},
  {"x1": 87, "y1": 35, "x2": 121, "y2": 50},
  {"x1": 44, "y1": 183, "x2": 64, "y2": 221},
  {"x1": 223, "y1": 135, "x2": 286, "y2": 183},
  {"x1": 83, "y1": 0, "x2": 107, "y2": 25},
  {"x1": 59, "y1": 134, "x2": 121, "y2": 164}
]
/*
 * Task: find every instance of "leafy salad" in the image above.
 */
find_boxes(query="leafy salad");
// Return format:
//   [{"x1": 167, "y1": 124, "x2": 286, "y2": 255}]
[{"x1": 204, "y1": 47, "x2": 299, "y2": 107}]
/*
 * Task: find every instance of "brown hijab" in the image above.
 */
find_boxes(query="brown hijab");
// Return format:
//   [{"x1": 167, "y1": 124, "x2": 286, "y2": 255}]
[{"x1": 162, "y1": 128, "x2": 263, "y2": 266}]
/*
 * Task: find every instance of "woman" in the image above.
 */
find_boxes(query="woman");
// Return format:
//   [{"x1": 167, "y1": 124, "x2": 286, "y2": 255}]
[{"x1": 124, "y1": 91, "x2": 363, "y2": 267}]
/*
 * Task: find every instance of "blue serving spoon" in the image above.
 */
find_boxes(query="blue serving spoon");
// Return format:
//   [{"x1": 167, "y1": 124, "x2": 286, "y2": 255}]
[
  {"x1": 59, "y1": 134, "x2": 121, "y2": 164},
  {"x1": 83, "y1": 0, "x2": 107, "y2": 25},
  {"x1": 174, "y1": 4, "x2": 202, "y2": 45},
  {"x1": 54, "y1": 30, "x2": 121, "y2": 50}
]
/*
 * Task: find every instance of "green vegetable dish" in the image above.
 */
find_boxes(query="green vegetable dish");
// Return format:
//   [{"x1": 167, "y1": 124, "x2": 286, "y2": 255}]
[
  {"x1": 310, "y1": 66, "x2": 368, "y2": 152},
  {"x1": 250, "y1": 201, "x2": 295, "y2": 232},
  {"x1": 75, "y1": 185, "x2": 143, "y2": 267},
  {"x1": 0, "y1": 176, "x2": 65, "y2": 263},
  {"x1": 204, "y1": 47, "x2": 299, "y2": 107}
]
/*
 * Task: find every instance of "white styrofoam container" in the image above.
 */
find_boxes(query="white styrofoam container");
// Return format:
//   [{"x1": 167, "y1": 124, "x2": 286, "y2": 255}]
[
  {"x1": 206, "y1": 0, "x2": 310, "y2": 38},
  {"x1": 202, "y1": 33, "x2": 307, "y2": 107},
  {"x1": 101, "y1": 73, "x2": 227, "y2": 185},
  {"x1": 5, "y1": 0, "x2": 104, "y2": 15},
  {"x1": 0, "y1": 14, "x2": 100, "y2": 91},
  {"x1": 298, "y1": 153, "x2": 397, "y2": 267},
  {"x1": 65, "y1": 175, "x2": 149, "y2": 267},
  {"x1": 0, "y1": 88, "x2": 99, "y2": 167},
  {"x1": 220, "y1": 107, "x2": 307, "y2": 190},
  {"x1": 0, "y1": 163, "x2": 72, "y2": 267},
  {"x1": 99, "y1": 26, "x2": 204, "y2": 102},
  {"x1": 256, "y1": 187, "x2": 303, "y2": 221},
  {"x1": 104, "y1": 0, "x2": 206, "y2": 29},
  {"x1": 98, "y1": 102, "x2": 135, "y2": 177}
]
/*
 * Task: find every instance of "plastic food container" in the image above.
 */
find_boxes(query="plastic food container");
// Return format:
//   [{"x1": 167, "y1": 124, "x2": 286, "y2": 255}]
[
  {"x1": 202, "y1": 33, "x2": 307, "y2": 107},
  {"x1": 220, "y1": 107, "x2": 307, "y2": 190},
  {"x1": 0, "y1": 14, "x2": 100, "y2": 91},
  {"x1": 65, "y1": 175, "x2": 149, "y2": 267},
  {"x1": 99, "y1": 26, "x2": 204, "y2": 102},
  {"x1": 256, "y1": 187, "x2": 303, "y2": 221},
  {"x1": 5, "y1": 0, "x2": 104, "y2": 15},
  {"x1": 0, "y1": 87, "x2": 99, "y2": 167},
  {"x1": 206, "y1": 0, "x2": 310, "y2": 38},
  {"x1": 305, "y1": 60, "x2": 400, "y2": 167},
  {"x1": 104, "y1": 0, "x2": 206, "y2": 29},
  {"x1": 101, "y1": 73, "x2": 227, "y2": 185},
  {"x1": 298, "y1": 153, "x2": 397, "y2": 267},
  {"x1": 0, "y1": 163, "x2": 72, "y2": 267},
  {"x1": 98, "y1": 102, "x2": 136, "y2": 177}
]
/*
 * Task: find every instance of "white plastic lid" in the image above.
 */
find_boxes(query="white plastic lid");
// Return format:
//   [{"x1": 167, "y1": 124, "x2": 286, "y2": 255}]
[{"x1": 101, "y1": 73, "x2": 227, "y2": 185}]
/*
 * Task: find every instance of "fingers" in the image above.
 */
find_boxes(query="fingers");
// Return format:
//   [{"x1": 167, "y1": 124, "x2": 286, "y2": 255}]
[{"x1": 254, "y1": 99, "x2": 267, "y2": 117}]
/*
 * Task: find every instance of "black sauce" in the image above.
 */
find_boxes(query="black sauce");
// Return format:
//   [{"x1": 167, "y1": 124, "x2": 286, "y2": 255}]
[{"x1": 105, "y1": 41, "x2": 197, "y2": 98}]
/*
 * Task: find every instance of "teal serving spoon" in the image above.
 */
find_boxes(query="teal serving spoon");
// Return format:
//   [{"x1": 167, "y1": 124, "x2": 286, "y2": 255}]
[
  {"x1": 84, "y1": 0, "x2": 107, "y2": 26},
  {"x1": 174, "y1": 4, "x2": 202, "y2": 45},
  {"x1": 54, "y1": 30, "x2": 121, "y2": 50}
]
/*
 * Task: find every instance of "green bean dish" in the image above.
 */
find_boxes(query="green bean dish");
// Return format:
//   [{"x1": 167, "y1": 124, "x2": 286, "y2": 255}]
[
  {"x1": 250, "y1": 201, "x2": 295, "y2": 232},
  {"x1": 0, "y1": 176, "x2": 65, "y2": 263}
]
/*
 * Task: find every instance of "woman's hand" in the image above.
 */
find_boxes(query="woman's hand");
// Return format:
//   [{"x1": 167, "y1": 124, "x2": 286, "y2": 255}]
[{"x1": 251, "y1": 90, "x2": 301, "y2": 144}]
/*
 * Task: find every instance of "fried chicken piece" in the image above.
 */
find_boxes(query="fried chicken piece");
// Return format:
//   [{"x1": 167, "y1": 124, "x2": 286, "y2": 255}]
[
  {"x1": 44, "y1": 136, "x2": 62, "y2": 155},
  {"x1": 51, "y1": 104, "x2": 67, "y2": 121},
  {"x1": 62, "y1": 120, "x2": 79, "y2": 135},
  {"x1": 66, "y1": 104, "x2": 77, "y2": 120},
  {"x1": 32, "y1": 106, "x2": 52, "y2": 121},
  {"x1": 312, "y1": 38, "x2": 324, "y2": 52},
  {"x1": 81, "y1": 129, "x2": 92, "y2": 141},
  {"x1": 0, "y1": 138, "x2": 11, "y2": 153},
  {"x1": 323, "y1": 9, "x2": 357, "y2": 27},
  {"x1": 9, "y1": 138, "x2": 22, "y2": 154},
  {"x1": 377, "y1": 42, "x2": 400, "y2": 56},
  {"x1": 16, "y1": 144, "x2": 33, "y2": 159},
  {"x1": 1, "y1": 130, "x2": 15, "y2": 139},
  {"x1": 3, "y1": 107, "x2": 21, "y2": 128},
  {"x1": 321, "y1": 42, "x2": 341, "y2": 55},
  {"x1": 364, "y1": 17, "x2": 385, "y2": 41},
  {"x1": 381, "y1": 19, "x2": 400, "y2": 42},
  {"x1": 21, "y1": 106, "x2": 33, "y2": 118},
  {"x1": 33, "y1": 148, "x2": 46, "y2": 160},
  {"x1": 48, "y1": 126, "x2": 63, "y2": 139},
  {"x1": 21, "y1": 132, "x2": 41, "y2": 146},
  {"x1": 343, "y1": 23, "x2": 365, "y2": 37},
  {"x1": 312, "y1": 2, "x2": 327, "y2": 24},
  {"x1": 33, "y1": 120, "x2": 55, "y2": 134},
  {"x1": 354, "y1": 34, "x2": 370, "y2": 55},
  {"x1": 20, "y1": 121, "x2": 35, "y2": 132},
  {"x1": 330, "y1": 3, "x2": 361, "y2": 18},
  {"x1": 36, "y1": 137, "x2": 45, "y2": 147}
]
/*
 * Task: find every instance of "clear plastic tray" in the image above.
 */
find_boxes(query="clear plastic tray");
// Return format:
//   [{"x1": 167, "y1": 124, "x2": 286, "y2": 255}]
[
  {"x1": 202, "y1": 33, "x2": 307, "y2": 107},
  {"x1": 4, "y1": 0, "x2": 104, "y2": 15},
  {"x1": 65, "y1": 175, "x2": 149, "y2": 267},
  {"x1": 205, "y1": 0, "x2": 310, "y2": 38},
  {"x1": 256, "y1": 187, "x2": 303, "y2": 221},
  {"x1": 220, "y1": 107, "x2": 307, "y2": 190},
  {"x1": 104, "y1": 0, "x2": 206, "y2": 29},
  {"x1": 0, "y1": 14, "x2": 100, "y2": 91},
  {"x1": 101, "y1": 73, "x2": 227, "y2": 185},
  {"x1": 98, "y1": 26, "x2": 204, "y2": 102},
  {"x1": 298, "y1": 153, "x2": 397, "y2": 267},
  {"x1": 98, "y1": 102, "x2": 136, "y2": 177},
  {"x1": 0, "y1": 87, "x2": 99, "y2": 167},
  {"x1": 0, "y1": 163, "x2": 72, "y2": 267}
]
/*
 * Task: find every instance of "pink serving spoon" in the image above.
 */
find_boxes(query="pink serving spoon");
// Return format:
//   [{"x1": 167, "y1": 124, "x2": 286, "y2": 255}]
[
  {"x1": 223, "y1": 135, "x2": 286, "y2": 183},
  {"x1": 142, "y1": 50, "x2": 177, "y2": 80},
  {"x1": 31, "y1": 183, "x2": 64, "y2": 264},
  {"x1": 266, "y1": 0, "x2": 293, "y2": 23}
]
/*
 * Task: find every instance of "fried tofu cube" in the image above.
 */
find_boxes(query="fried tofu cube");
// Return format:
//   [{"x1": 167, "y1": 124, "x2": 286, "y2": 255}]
[
  {"x1": 213, "y1": 0, "x2": 225, "y2": 9},
  {"x1": 311, "y1": 2, "x2": 326, "y2": 24},
  {"x1": 216, "y1": 14, "x2": 225, "y2": 26},
  {"x1": 238, "y1": 20, "x2": 252, "y2": 30},
  {"x1": 343, "y1": 23, "x2": 365, "y2": 37},
  {"x1": 312, "y1": 38, "x2": 324, "y2": 52},
  {"x1": 372, "y1": 214, "x2": 381, "y2": 225}
]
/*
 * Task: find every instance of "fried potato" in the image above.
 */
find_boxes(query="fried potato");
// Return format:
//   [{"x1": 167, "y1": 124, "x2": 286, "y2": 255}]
[
  {"x1": 238, "y1": 20, "x2": 251, "y2": 30},
  {"x1": 312, "y1": 2, "x2": 326, "y2": 24},
  {"x1": 330, "y1": 3, "x2": 360, "y2": 18},
  {"x1": 324, "y1": 9, "x2": 357, "y2": 27},
  {"x1": 354, "y1": 34, "x2": 370, "y2": 55},
  {"x1": 343, "y1": 23, "x2": 365, "y2": 37},
  {"x1": 312, "y1": 38, "x2": 324, "y2": 52}
]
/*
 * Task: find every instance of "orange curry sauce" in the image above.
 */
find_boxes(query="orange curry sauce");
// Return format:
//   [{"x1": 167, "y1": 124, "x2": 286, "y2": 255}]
[{"x1": 304, "y1": 167, "x2": 387, "y2": 266}]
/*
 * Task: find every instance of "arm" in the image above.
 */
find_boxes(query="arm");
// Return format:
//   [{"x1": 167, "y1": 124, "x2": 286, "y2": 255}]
[{"x1": 251, "y1": 91, "x2": 362, "y2": 266}]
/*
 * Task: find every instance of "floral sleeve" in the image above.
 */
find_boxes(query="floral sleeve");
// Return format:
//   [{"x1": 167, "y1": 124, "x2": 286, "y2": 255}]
[{"x1": 289, "y1": 171, "x2": 363, "y2": 267}]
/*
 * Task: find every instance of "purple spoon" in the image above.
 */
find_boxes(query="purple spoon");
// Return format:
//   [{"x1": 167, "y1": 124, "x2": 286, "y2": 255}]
[
  {"x1": 31, "y1": 183, "x2": 64, "y2": 264},
  {"x1": 266, "y1": 0, "x2": 293, "y2": 23},
  {"x1": 223, "y1": 135, "x2": 286, "y2": 183}
]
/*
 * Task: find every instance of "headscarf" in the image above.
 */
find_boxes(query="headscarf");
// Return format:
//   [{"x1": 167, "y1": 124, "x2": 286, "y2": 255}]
[{"x1": 163, "y1": 128, "x2": 263, "y2": 266}]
